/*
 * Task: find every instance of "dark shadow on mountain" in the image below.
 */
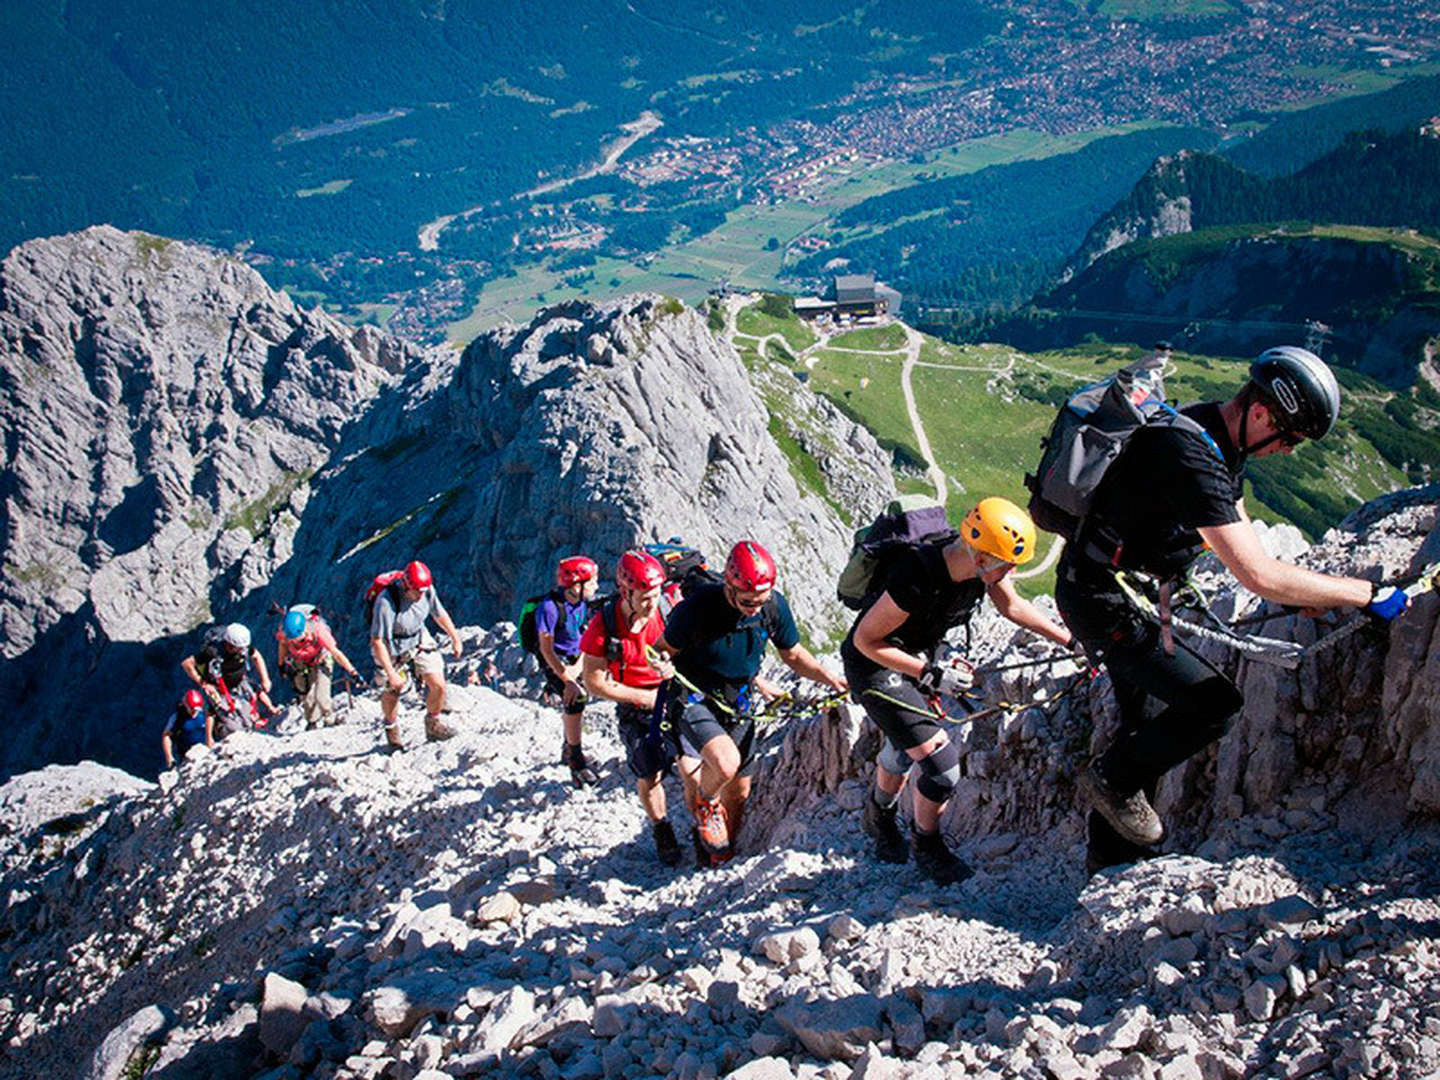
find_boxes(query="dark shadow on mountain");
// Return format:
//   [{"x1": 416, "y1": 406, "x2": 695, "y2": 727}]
[{"x1": 97, "y1": 474, "x2": 163, "y2": 557}]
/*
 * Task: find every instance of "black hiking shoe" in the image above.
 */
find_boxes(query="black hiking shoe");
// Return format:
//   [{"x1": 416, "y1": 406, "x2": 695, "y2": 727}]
[
  {"x1": 1076, "y1": 763, "x2": 1164, "y2": 848},
  {"x1": 862, "y1": 797, "x2": 909, "y2": 864},
  {"x1": 911, "y1": 829, "x2": 972, "y2": 887},
  {"x1": 562, "y1": 744, "x2": 599, "y2": 788},
  {"x1": 653, "y1": 819, "x2": 683, "y2": 867}
]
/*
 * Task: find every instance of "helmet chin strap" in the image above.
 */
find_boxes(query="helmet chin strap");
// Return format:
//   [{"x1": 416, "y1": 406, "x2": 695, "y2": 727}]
[{"x1": 1236, "y1": 385, "x2": 1286, "y2": 458}]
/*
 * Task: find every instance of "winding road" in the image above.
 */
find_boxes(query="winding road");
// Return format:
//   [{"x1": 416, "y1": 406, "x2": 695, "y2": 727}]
[{"x1": 724, "y1": 300, "x2": 1064, "y2": 576}]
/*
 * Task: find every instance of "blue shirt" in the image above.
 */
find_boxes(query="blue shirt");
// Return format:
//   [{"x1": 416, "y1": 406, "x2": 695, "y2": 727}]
[
  {"x1": 663, "y1": 583, "x2": 799, "y2": 697},
  {"x1": 536, "y1": 593, "x2": 590, "y2": 656}
]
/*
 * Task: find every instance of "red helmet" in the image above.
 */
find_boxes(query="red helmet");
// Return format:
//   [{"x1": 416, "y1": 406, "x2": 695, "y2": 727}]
[
  {"x1": 557, "y1": 555, "x2": 599, "y2": 587},
  {"x1": 404, "y1": 560, "x2": 433, "y2": 591},
  {"x1": 183, "y1": 688, "x2": 205, "y2": 712},
  {"x1": 724, "y1": 540, "x2": 777, "y2": 592},
  {"x1": 616, "y1": 549, "x2": 666, "y2": 593}
]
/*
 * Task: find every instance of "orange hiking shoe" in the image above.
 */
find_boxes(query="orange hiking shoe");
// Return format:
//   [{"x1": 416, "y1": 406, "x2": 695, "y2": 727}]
[{"x1": 695, "y1": 797, "x2": 730, "y2": 853}]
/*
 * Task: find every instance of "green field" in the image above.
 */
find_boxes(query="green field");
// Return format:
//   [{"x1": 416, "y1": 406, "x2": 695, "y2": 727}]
[
  {"x1": 734, "y1": 306, "x2": 818, "y2": 354},
  {"x1": 829, "y1": 324, "x2": 908, "y2": 351}
]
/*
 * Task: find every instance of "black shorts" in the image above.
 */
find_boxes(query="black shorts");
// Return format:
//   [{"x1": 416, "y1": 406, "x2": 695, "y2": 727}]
[
  {"x1": 617, "y1": 702, "x2": 674, "y2": 780},
  {"x1": 844, "y1": 660, "x2": 944, "y2": 752},
  {"x1": 674, "y1": 694, "x2": 758, "y2": 775},
  {"x1": 543, "y1": 654, "x2": 585, "y2": 714}
]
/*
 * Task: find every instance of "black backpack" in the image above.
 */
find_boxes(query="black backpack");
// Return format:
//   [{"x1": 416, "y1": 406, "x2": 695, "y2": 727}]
[
  {"x1": 1025, "y1": 354, "x2": 1221, "y2": 541},
  {"x1": 837, "y1": 496, "x2": 959, "y2": 610},
  {"x1": 643, "y1": 540, "x2": 720, "y2": 609}
]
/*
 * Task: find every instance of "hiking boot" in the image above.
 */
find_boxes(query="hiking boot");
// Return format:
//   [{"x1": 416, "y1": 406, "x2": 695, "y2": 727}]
[
  {"x1": 564, "y1": 744, "x2": 598, "y2": 787},
  {"x1": 695, "y1": 797, "x2": 730, "y2": 853},
  {"x1": 1085, "y1": 810, "x2": 1158, "y2": 877},
  {"x1": 691, "y1": 826, "x2": 732, "y2": 868},
  {"x1": 1076, "y1": 764, "x2": 1164, "y2": 847},
  {"x1": 653, "y1": 819, "x2": 683, "y2": 867},
  {"x1": 911, "y1": 829, "x2": 972, "y2": 887},
  {"x1": 425, "y1": 714, "x2": 457, "y2": 741},
  {"x1": 862, "y1": 797, "x2": 909, "y2": 864}
]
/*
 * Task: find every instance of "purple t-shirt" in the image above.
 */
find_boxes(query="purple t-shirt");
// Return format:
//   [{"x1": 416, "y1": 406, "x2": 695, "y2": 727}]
[{"x1": 536, "y1": 593, "x2": 590, "y2": 657}]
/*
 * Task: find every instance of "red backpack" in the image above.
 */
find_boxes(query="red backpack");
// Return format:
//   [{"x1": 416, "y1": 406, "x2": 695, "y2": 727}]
[{"x1": 363, "y1": 571, "x2": 407, "y2": 626}]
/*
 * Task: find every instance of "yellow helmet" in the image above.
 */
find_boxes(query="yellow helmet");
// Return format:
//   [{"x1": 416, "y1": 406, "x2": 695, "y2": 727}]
[{"x1": 961, "y1": 497, "x2": 1036, "y2": 565}]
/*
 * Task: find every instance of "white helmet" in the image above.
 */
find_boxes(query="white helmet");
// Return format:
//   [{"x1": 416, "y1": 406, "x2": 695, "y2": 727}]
[{"x1": 223, "y1": 623, "x2": 251, "y2": 649}]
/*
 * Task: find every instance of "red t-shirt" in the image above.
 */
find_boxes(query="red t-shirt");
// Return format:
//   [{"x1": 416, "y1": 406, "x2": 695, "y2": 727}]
[{"x1": 578, "y1": 604, "x2": 666, "y2": 688}]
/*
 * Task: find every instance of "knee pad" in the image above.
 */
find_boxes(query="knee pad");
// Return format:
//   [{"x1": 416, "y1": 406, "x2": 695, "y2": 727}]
[
  {"x1": 914, "y1": 739, "x2": 962, "y2": 804},
  {"x1": 877, "y1": 739, "x2": 910, "y2": 777}
]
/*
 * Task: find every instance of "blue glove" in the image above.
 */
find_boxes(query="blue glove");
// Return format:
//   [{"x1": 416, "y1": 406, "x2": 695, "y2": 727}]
[{"x1": 1366, "y1": 585, "x2": 1410, "y2": 622}]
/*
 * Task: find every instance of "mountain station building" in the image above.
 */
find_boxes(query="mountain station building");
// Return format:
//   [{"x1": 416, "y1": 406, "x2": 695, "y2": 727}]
[{"x1": 794, "y1": 274, "x2": 902, "y2": 322}]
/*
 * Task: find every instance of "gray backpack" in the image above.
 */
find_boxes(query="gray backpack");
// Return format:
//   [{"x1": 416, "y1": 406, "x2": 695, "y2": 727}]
[{"x1": 1025, "y1": 354, "x2": 1219, "y2": 541}]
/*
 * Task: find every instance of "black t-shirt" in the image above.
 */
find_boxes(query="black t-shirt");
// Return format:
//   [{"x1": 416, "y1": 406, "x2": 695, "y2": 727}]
[
  {"x1": 663, "y1": 583, "x2": 799, "y2": 697},
  {"x1": 1077, "y1": 401, "x2": 1244, "y2": 576},
  {"x1": 841, "y1": 544, "x2": 985, "y2": 676},
  {"x1": 195, "y1": 641, "x2": 249, "y2": 688}
]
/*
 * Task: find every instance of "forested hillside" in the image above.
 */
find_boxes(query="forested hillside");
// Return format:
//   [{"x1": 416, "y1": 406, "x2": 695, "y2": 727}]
[
  {"x1": 1223, "y1": 73, "x2": 1440, "y2": 175},
  {"x1": 787, "y1": 126, "x2": 1217, "y2": 314}
]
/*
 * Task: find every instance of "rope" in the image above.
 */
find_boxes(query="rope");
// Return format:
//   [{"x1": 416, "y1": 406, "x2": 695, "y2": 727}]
[{"x1": 1113, "y1": 560, "x2": 1440, "y2": 670}]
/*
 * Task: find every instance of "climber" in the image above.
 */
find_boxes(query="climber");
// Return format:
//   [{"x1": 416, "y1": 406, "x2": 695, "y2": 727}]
[
  {"x1": 657, "y1": 539, "x2": 848, "y2": 866},
  {"x1": 370, "y1": 560, "x2": 464, "y2": 751},
  {"x1": 844, "y1": 497, "x2": 1073, "y2": 886},
  {"x1": 181, "y1": 622, "x2": 277, "y2": 737},
  {"x1": 537, "y1": 555, "x2": 602, "y2": 787},
  {"x1": 1058, "y1": 347, "x2": 1412, "y2": 873},
  {"x1": 161, "y1": 688, "x2": 213, "y2": 768},
  {"x1": 276, "y1": 605, "x2": 361, "y2": 729},
  {"x1": 580, "y1": 549, "x2": 684, "y2": 866}
]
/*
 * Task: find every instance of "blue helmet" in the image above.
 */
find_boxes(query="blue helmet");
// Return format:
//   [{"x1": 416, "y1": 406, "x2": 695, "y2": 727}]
[{"x1": 283, "y1": 610, "x2": 308, "y2": 638}]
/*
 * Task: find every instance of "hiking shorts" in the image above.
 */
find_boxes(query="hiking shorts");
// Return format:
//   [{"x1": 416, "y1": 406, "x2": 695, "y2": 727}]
[
  {"x1": 845, "y1": 661, "x2": 945, "y2": 752},
  {"x1": 543, "y1": 653, "x2": 586, "y2": 715},
  {"x1": 374, "y1": 642, "x2": 443, "y2": 692},
  {"x1": 617, "y1": 702, "x2": 673, "y2": 780},
  {"x1": 674, "y1": 696, "x2": 758, "y2": 776}
]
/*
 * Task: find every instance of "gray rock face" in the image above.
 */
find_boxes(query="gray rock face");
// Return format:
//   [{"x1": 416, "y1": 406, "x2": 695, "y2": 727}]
[
  {"x1": 445, "y1": 295, "x2": 883, "y2": 633},
  {"x1": 1, "y1": 232, "x2": 893, "y2": 779},
  {"x1": 0, "y1": 227, "x2": 413, "y2": 777}
]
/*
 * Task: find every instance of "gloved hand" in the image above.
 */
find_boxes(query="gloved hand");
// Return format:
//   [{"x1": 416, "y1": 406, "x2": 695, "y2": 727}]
[
  {"x1": 918, "y1": 657, "x2": 975, "y2": 697},
  {"x1": 1366, "y1": 584, "x2": 1411, "y2": 622}
]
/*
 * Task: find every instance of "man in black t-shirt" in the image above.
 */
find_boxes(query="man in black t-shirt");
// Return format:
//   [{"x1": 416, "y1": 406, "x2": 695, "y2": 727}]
[
  {"x1": 844, "y1": 497, "x2": 1073, "y2": 886},
  {"x1": 658, "y1": 540, "x2": 847, "y2": 866},
  {"x1": 1060, "y1": 347, "x2": 1413, "y2": 872},
  {"x1": 181, "y1": 622, "x2": 276, "y2": 736}
]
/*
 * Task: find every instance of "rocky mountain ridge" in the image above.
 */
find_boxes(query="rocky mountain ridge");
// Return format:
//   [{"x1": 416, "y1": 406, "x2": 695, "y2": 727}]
[
  {"x1": 0, "y1": 487, "x2": 1436, "y2": 1080},
  {"x1": 0, "y1": 228, "x2": 893, "y2": 781}
]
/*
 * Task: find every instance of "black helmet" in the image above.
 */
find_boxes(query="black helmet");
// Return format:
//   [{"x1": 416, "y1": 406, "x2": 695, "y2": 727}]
[{"x1": 1248, "y1": 346, "x2": 1340, "y2": 442}]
